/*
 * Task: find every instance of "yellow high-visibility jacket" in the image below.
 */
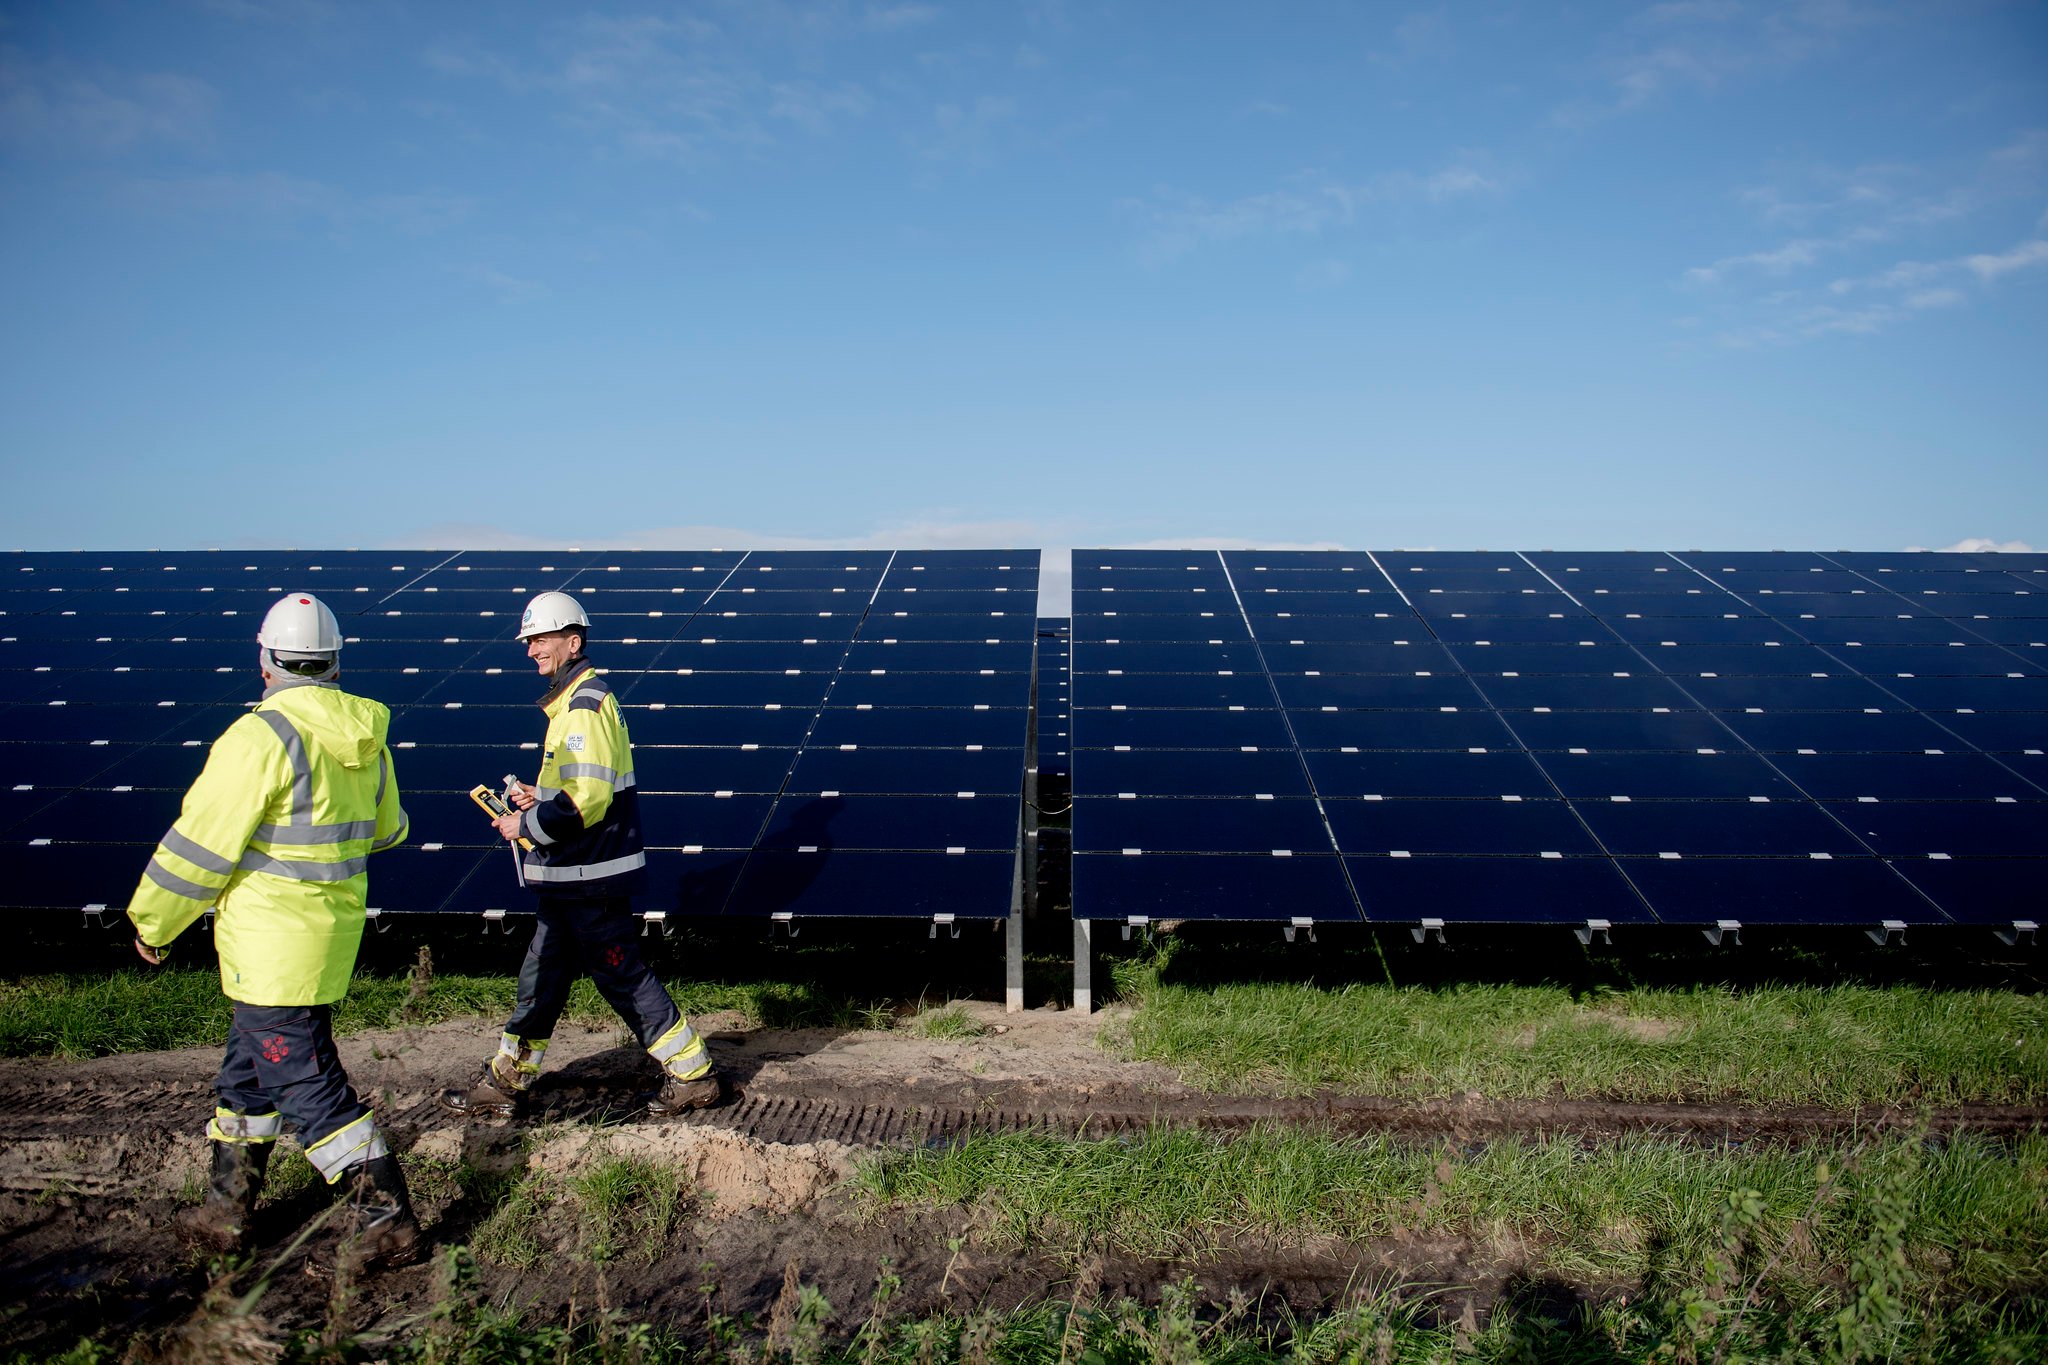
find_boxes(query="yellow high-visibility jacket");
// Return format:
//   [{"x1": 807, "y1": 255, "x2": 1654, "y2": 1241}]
[
  {"x1": 127, "y1": 682, "x2": 408, "y2": 1005},
  {"x1": 517, "y1": 661, "x2": 645, "y2": 894}
]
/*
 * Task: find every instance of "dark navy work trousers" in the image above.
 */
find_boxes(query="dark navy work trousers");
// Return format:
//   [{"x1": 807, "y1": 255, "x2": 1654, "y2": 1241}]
[
  {"x1": 503, "y1": 895, "x2": 681, "y2": 1048},
  {"x1": 215, "y1": 1003, "x2": 368, "y2": 1148}
]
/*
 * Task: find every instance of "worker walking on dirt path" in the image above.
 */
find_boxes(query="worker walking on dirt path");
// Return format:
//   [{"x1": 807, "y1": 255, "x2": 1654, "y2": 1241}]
[
  {"x1": 127, "y1": 593, "x2": 421, "y2": 1273},
  {"x1": 440, "y1": 590, "x2": 725, "y2": 1122}
]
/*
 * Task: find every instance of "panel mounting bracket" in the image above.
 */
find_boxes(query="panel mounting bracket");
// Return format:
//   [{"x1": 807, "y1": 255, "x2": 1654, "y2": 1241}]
[
  {"x1": 364, "y1": 906, "x2": 392, "y2": 935},
  {"x1": 930, "y1": 912, "x2": 960, "y2": 940},
  {"x1": 1283, "y1": 916, "x2": 1317, "y2": 945},
  {"x1": 1410, "y1": 917, "x2": 1445, "y2": 945},
  {"x1": 81, "y1": 902, "x2": 112, "y2": 931},
  {"x1": 770, "y1": 911, "x2": 800, "y2": 940},
  {"x1": 1575, "y1": 918, "x2": 1612, "y2": 946},
  {"x1": 1121, "y1": 914, "x2": 1150, "y2": 943},
  {"x1": 640, "y1": 910, "x2": 675, "y2": 939},
  {"x1": 1995, "y1": 919, "x2": 2038, "y2": 948},
  {"x1": 481, "y1": 908, "x2": 516, "y2": 935},
  {"x1": 1865, "y1": 919, "x2": 1908, "y2": 947},
  {"x1": 1703, "y1": 918, "x2": 1741, "y2": 947}
]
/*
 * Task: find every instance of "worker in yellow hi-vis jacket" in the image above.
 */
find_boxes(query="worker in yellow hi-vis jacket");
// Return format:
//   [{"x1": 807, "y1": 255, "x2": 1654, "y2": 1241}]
[
  {"x1": 441, "y1": 590, "x2": 724, "y2": 1121},
  {"x1": 127, "y1": 592, "x2": 418, "y2": 1273}
]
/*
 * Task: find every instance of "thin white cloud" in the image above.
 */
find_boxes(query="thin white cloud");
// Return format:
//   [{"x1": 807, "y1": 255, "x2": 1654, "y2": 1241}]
[
  {"x1": 1905, "y1": 538, "x2": 2038, "y2": 554},
  {"x1": 914, "y1": 94, "x2": 1017, "y2": 164},
  {"x1": 1120, "y1": 161, "x2": 1499, "y2": 264},
  {"x1": 451, "y1": 263, "x2": 545, "y2": 299},
  {"x1": 0, "y1": 49, "x2": 215, "y2": 154},
  {"x1": 864, "y1": 4, "x2": 942, "y2": 30},
  {"x1": 120, "y1": 171, "x2": 474, "y2": 237},
  {"x1": 1296, "y1": 258, "x2": 1352, "y2": 289},
  {"x1": 1965, "y1": 239, "x2": 2048, "y2": 280}
]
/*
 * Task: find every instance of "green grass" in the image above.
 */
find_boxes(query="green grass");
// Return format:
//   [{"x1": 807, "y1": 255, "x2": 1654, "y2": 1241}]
[
  {"x1": 906, "y1": 1002, "x2": 991, "y2": 1040},
  {"x1": 854, "y1": 1127, "x2": 2048, "y2": 1294},
  {"x1": 0, "y1": 964, "x2": 892, "y2": 1060},
  {"x1": 1111, "y1": 978, "x2": 2048, "y2": 1104},
  {"x1": 571, "y1": 1155, "x2": 689, "y2": 1264}
]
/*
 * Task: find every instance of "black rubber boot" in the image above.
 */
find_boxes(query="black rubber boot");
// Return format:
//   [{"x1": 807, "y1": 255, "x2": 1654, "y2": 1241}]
[
  {"x1": 177, "y1": 1140, "x2": 272, "y2": 1255},
  {"x1": 438, "y1": 1056, "x2": 529, "y2": 1119},
  {"x1": 308, "y1": 1154, "x2": 423, "y2": 1278}
]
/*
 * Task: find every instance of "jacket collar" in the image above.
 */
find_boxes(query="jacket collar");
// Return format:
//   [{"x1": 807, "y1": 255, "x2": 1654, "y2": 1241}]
[
  {"x1": 538, "y1": 657, "x2": 594, "y2": 710},
  {"x1": 262, "y1": 676, "x2": 341, "y2": 701}
]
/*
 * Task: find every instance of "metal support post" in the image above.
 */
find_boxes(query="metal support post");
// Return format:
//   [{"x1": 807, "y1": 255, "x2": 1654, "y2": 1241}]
[{"x1": 1073, "y1": 917, "x2": 1093, "y2": 1015}]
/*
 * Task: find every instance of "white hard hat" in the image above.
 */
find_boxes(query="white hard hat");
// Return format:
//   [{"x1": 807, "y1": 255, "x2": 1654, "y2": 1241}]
[
  {"x1": 258, "y1": 593, "x2": 343, "y2": 653},
  {"x1": 518, "y1": 590, "x2": 591, "y2": 640}
]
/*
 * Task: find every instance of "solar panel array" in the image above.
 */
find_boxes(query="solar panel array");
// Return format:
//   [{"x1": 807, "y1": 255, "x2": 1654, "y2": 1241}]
[
  {"x1": 1, "y1": 549, "x2": 1039, "y2": 922},
  {"x1": 1070, "y1": 550, "x2": 2046, "y2": 936}
]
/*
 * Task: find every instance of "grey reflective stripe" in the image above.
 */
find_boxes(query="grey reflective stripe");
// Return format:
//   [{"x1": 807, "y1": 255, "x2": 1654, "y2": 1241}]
[
  {"x1": 161, "y1": 827, "x2": 235, "y2": 877},
  {"x1": 521, "y1": 851, "x2": 645, "y2": 883},
  {"x1": 254, "y1": 709, "x2": 313, "y2": 825},
  {"x1": 376, "y1": 751, "x2": 389, "y2": 806},
  {"x1": 535, "y1": 785, "x2": 562, "y2": 800},
  {"x1": 252, "y1": 819, "x2": 377, "y2": 845},
  {"x1": 371, "y1": 813, "x2": 408, "y2": 852},
  {"x1": 648, "y1": 1018, "x2": 703, "y2": 1065},
  {"x1": 557, "y1": 762, "x2": 619, "y2": 785},
  {"x1": 237, "y1": 850, "x2": 369, "y2": 881},
  {"x1": 617, "y1": 769, "x2": 635, "y2": 790},
  {"x1": 305, "y1": 1112, "x2": 386, "y2": 1182},
  {"x1": 145, "y1": 857, "x2": 218, "y2": 903},
  {"x1": 522, "y1": 806, "x2": 555, "y2": 846},
  {"x1": 209, "y1": 1108, "x2": 283, "y2": 1142},
  {"x1": 568, "y1": 686, "x2": 608, "y2": 713}
]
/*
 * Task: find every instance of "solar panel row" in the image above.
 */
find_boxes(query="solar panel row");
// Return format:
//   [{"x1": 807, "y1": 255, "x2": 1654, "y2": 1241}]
[
  {"x1": 1069, "y1": 549, "x2": 2045, "y2": 936},
  {"x1": 2, "y1": 549, "x2": 1039, "y2": 921}
]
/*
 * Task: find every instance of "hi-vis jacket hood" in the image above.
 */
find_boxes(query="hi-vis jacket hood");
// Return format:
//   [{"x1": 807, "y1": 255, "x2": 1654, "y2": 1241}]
[{"x1": 128, "y1": 682, "x2": 408, "y2": 1006}]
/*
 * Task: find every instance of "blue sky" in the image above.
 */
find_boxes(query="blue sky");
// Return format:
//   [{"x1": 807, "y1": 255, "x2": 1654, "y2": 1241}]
[{"x1": 3, "y1": 0, "x2": 2044, "y2": 592}]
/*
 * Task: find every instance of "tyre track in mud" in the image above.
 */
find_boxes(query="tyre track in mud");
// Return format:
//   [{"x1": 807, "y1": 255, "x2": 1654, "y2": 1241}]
[{"x1": 1, "y1": 1070, "x2": 2041, "y2": 1192}]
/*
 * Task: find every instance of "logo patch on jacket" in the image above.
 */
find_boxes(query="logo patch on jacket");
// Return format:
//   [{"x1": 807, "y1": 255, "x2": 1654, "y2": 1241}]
[
  {"x1": 260, "y1": 1035, "x2": 290, "y2": 1064},
  {"x1": 565, "y1": 733, "x2": 585, "y2": 752}
]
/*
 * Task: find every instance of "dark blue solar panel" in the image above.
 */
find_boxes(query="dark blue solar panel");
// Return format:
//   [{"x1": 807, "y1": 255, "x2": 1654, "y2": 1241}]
[
  {"x1": 1886, "y1": 857, "x2": 2044, "y2": 926},
  {"x1": 1719, "y1": 709, "x2": 1962, "y2": 752},
  {"x1": 11, "y1": 703, "x2": 195, "y2": 742},
  {"x1": 1572, "y1": 798, "x2": 1862, "y2": 856},
  {"x1": 1771, "y1": 751, "x2": 2040, "y2": 800},
  {"x1": 93, "y1": 742, "x2": 211, "y2": 790},
  {"x1": 637, "y1": 792, "x2": 779, "y2": 848},
  {"x1": 724, "y1": 850, "x2": 1015, "y2": 917},
  {"x1": 1961, "y1": 619, "x2": 2048, "y2": 647},
  {"x1": 695, "y1": 613, "x2": 863, "y2": 641},
  {"x1": 1253, "y1": 614, "x2": 1433, "y2": 643},
  {"x1": 1826, "y1": 800, "x2": 2048, "y2": 856},
  {"x1": 387, "y1": 704, "x2": 531, "y2": 747},
  {"x1": 1271, "y1": 673, "x2": 1486, "y2": 709},
  {"x1": 1323, "y1": 799, "x2": 1600, "y2": 857},
  {"x1": 659, "y1": 640, "x2": 849, "y2": 671},
  {"x1": 1605, "y1": 616, "x2": 1793, "y2": 646},
  {"x1": 1881, "y1": 676, "x2": 2048, "y2": 711},
  {"x1": 705, "y1": 589, "x2": 868, "y2": 613},
  {"x1": 1683, "y1": 674, "x2": 1898, "y2": 711},
  {"x1": 1073, "y1": 707, "x2": 1294, "y2": 749},
  {"x1": 858, "y1": 612, "x2": 1034, "y2": 642},
  {"x1": 1475, "y1": 673, "x2": 1697, "y2": 710},
  {"x1": 807, "y1": 708, "x2": 1026, "y2": 747},
  {"x1": 1622, "y1": 856, "x2": 1942, "y2": 926},
  {"x1": 1642, "y1": 645, "x2": 1838, "y2": 676},
  {"x1": 0, "y1": 741, "x2": 140, "y2": 789},
  {"x1": 620, "y1": 671, "x2": 838, "y2": 707},
  {"x1": 842, "y1": 640, "x2": 1034, "y2": 671},
  {"x1": 757, "y1": 793, "x2": 1017, "y2": 851},
  {"x1": 784, "y1": 744, "x2": 1024, "y2": 795},
  {"x1": 1302, "y1": 749, "x2": 1552, "y2": 799},
  {"x1": 10, "y1": 786, "x2": 185, "y2": 840},
  {"x1": 5, "y1": 840, "x2": 157, "y2": 909},
  {"x1": 1260, "y1": 641, "x2": 1460, "y2": 673},
  {"x1": 1446, "y1": 642, "x2": 1640, "y2": 674},
  {"x1": 379, "y1": 847, "x2": 502, "y2": 914},
  {"x1": 1075, "y1": 614, "x2": 1251, "y2": 643},
  {"x1": 1286, "y1": 709, "x2": 1519, "y2": 750},
  {"x1": 1937, "y1": 711, "x2": 2048, "y2": 751},
  {"x1": 1077, "y1": 640, "x2": 1271, "y2": 672},
  {"x1": 1070, "y1": 796, "x2": 1332, "y2": 854},
  {"x1": 1078, "y1": 673, "x2": 1280, "y2": 709},
  {"x1": 1501, "y1": 709, "x2": 1729, "y2": 751},
  {"x1": 1072, "y1": 747, "x2": 1312, "y2": 798},
  {"x1": 1347, "y1": 854, "x2": 1653, "y2": 925},
  {"x1": 826, "y1": 671, "x2": 1025, "y2": 706},
  {"x1": 626, "y1": 705, "x2": 821, "y2": 747},
  {"x1": 639, "y1": 745, "x2": 799, "y2": 793},
  {"x1": 1536, "y1": 751, "x2": 1802, "y2": 800},
  {"x1": 1072, "y1": 850, "x2": 1357, "y2": 921},
  {"x1": 1413, "y1": 592, "x2": 1586, "y2": 619}
]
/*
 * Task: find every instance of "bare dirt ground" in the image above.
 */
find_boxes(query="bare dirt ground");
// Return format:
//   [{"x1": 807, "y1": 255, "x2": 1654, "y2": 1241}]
[{"x1": 2, "y1": 1002, "x2": 2040, "y2": 1357}]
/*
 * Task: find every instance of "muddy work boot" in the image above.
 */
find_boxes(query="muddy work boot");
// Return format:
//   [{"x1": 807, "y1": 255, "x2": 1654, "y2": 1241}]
[
  {"x1": 646, "y1": 1069, "x2": 728, "y2": 1118},
  {"x1": 177, "y1": 1140, "x2": 272, "y2": 1255},
  {"x1": 438, "y1": 1055, "x2": 530, "y2": 1119},
  {"x1": 306, "y1": 1154, "x2": 423, "y2": 1279}
]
